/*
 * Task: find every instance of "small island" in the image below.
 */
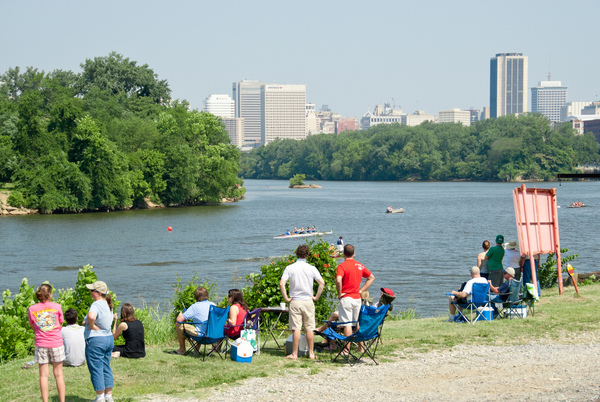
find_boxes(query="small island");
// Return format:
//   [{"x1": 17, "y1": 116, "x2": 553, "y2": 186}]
[{"x1": 288, "y1": 174, "x2": 322, "y2": 188}]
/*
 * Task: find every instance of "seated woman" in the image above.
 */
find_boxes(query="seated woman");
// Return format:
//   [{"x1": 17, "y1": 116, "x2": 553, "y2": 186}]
[
  {"x1": 225, "y1": 289, "x2": 248, "y2": 340},
  {"x1": 112, "y1": 303, "x2": 145, "y2": 358}
]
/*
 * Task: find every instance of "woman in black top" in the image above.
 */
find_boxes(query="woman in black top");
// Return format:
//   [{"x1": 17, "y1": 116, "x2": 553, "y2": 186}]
[{"x1": 112, "y1": 303, "x2": 145, "y2": 358}]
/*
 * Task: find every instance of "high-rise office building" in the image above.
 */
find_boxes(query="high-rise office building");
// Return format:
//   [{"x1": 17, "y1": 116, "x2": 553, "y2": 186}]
[
  {"x1": 531, "y1": 80, "x2": 567, "y2": 123},
  {"x1": 490, "y1": 53, "x2": 528, "y2": 118},
  {"x1": 221, "y1": 117, "x2": 244, "y2": 148},
  {"x1": 203, "y1": 94, "x2": 234, "y2": 118},
  {"x1": 261, "y1": 84, "x2": 306, "y2": 144},
  {"x1": 233, "y1": 80, "x2": 265, "y2": 146}
]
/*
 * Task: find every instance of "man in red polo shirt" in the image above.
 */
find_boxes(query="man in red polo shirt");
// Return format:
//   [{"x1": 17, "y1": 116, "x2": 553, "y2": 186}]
[{"x1": 336, "y1": 244, "x2": 375, "y2": 341}]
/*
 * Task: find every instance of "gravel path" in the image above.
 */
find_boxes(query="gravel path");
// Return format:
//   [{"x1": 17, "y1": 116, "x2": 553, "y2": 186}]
[{"x1": 143, "y1": 333, "x2": 600, "y2": 401}]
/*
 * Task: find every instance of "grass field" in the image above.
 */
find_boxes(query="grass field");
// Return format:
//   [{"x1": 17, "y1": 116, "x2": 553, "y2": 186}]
[{"x1": 1, "y1": 283, "x2": 596, "y2": 401}]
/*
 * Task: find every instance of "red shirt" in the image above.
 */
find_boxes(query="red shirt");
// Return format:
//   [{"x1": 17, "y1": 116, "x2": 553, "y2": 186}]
[
  {"x1": 226, "y1": 304, "x2": 247, "y2": 338},
  {"x1": 337, "y1": 259, "x2": 372, "y2": 299}
]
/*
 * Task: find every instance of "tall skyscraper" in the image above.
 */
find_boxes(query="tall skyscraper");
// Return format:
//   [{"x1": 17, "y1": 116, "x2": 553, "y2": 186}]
[
  {"x1": 261, "y1": 84, "x2": 306, "y2": 144},
  {"x1": 531, "y1": 80, "x2": 567, "y2": 123},
  {"x1": 490, "y1": 53, "x2": 528, "y2": 118},
  {"x1": 203, "y1": 94, "x2": 234, "y2": 118},
  {"x1": 233, "y1": 80, "x2": 265, "y2": 146}
]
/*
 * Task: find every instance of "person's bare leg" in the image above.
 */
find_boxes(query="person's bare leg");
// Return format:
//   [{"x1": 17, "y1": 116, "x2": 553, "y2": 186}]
[
  {"x1": 52, "y1": 361, "x2": 65, "y2": 402},
  {"x1": 306, "y1": 328, "x2": 317, "y2": 359},
  {"x1": 285, "y1": 330, "x2": 299, "y2": 359},
  {"x1": 175, "y1": 322, "x2": 187, "y2": 354},
  {"x1": 39, "y1": 363, "x2": 49, "y2": 402},
  {"x1": 342, "y1": 325, "x2": 353, "y2": 353}
]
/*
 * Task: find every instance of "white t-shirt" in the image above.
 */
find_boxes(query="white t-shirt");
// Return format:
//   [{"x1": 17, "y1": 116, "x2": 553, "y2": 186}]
[
  {"x1": 61, "y1": 324, "x2": 86, "y2": 366},
  {"x1": 462, "y1": 277, "x2": 488, "y2": 301},
  {"x1": 281, "y1": 259, "x2": 323, "y2": 301},
  {"x1": 504, "y1": 249, "x2": 521, "y2": 270}
]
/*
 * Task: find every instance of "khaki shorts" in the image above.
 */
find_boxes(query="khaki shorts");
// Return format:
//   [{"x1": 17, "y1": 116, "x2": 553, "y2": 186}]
[
  {"x1": 337, "y1": 297, "x2": 362, "y2": 326},
  {"x1": 182, "y1": 323, "x2": 198, "y2": 337},
  {"x1": 35, "y1": 346, "x2": 65, "y2": 364},
  {"x1": 288, "y1": 299, "x2": 315, "y2": 331}
]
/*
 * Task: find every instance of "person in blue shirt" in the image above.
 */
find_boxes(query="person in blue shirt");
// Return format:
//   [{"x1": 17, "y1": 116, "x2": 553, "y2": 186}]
[{"x1": 173, "y1": 286, "x2": 215, "y2": 355}]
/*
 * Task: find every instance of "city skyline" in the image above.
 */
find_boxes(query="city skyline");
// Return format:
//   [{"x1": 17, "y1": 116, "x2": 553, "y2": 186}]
[{"x1": 1, "y1": 1, "x2": 599, "y2": 118}]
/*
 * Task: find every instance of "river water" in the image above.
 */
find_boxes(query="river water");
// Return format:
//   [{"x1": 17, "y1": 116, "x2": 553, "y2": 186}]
[{"x1": 1, "y1": 180, "x2": 598, "y2": 317}]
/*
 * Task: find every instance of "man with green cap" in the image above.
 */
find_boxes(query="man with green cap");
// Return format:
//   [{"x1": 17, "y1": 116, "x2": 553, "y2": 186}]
[{"x1": 486, "y1": 234, "x2": 505, "y2": 287}]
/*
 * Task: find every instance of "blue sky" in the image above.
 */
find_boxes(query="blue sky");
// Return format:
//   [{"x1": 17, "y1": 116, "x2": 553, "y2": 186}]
[{"x1": 1, "y1": 0, "x2": 599, "y2": 118}]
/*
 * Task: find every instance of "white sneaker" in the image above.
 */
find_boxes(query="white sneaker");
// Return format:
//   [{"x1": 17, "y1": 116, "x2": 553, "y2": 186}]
[
  {"x1": 105, "y1": 395, "x2": 114, "y2": 402},
  {"x1": 446, "y1": 316, "x2": 455, "y2": 322},
  {"x1": 91, "y1": 395, "x2": 105, "y2": 402}
]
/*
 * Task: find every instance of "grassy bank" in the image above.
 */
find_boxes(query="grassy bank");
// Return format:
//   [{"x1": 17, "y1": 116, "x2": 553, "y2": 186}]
[{"x1": 2, "y1": 283, "x2": 597, "y2": 401}]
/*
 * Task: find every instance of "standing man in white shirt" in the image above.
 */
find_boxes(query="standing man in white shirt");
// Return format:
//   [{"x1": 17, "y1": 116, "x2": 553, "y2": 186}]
[{"x1": 280, "y1": 244, "x2": 325, "y2": 360}]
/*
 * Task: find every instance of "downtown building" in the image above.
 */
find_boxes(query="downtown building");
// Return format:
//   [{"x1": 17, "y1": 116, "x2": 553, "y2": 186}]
[
  {"x1": 261, "y1": 84, "x2": 306, "y2": 145},
  {"x1": 202, "y1": 94, "x2": 235, "y2": 118},
  {"x1": 490, "y1": 53, "x2": 528, "y2": 118},
  {"x1": 531, "y1": 80, "x2": 567, "y2": 123},
  {"x1": 233, "y1": 80, "x2": 265, "y2": 147},
  {"x1": 438, "y1": 108, "x2": 471, "y2": 126}
]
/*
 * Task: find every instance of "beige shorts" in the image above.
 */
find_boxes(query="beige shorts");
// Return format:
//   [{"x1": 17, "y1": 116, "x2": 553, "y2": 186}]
[
  {"x1": 35, "y1": 346, "x2": 65, "y2": 364},
  {"x1": 337, "y1": 297, "x2": 362, "y2": 326},
  {"x1": 288, "y1": 299, "x2": 315, "y2": 331},
  {"x1": 182, "y1": 323, "x2": 198, "y2": 337}
]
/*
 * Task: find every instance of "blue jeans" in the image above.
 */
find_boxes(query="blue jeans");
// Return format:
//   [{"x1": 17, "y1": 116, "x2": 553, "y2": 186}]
[
  {"x1": 85, "y1": 336, "x2": 114, "y2": 391},
  {"x1": 522, "y1": 259, "x2": 541, "y2": 296}
]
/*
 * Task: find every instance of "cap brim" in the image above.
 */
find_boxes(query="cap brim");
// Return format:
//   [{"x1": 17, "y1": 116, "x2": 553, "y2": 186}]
[{"x1": 85, "y1": 284, "x2": 95, "y2": 290}]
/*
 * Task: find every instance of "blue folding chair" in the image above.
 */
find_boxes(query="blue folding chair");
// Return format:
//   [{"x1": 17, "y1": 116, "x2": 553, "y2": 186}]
[
  {"x1": 182, "y1": 305, "x2": 230, "y2": 360},
  {"x1": 320, "y1": 304, "x2": 390, "y2": 365},
  {"x1": 452, "y1": 282, "x2": 491, "y2": 324}
]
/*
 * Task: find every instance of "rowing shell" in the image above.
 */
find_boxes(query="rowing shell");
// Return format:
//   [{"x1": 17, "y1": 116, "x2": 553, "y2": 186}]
[{"x1": 273, "y1": 230, "x2": 333, "y2": 239}]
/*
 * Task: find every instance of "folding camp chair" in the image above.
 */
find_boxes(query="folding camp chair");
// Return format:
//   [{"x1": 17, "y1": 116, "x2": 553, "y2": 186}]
[
  {"x1": 320, "y1": 304, "x2": 390, "y2": 365},
  {"x1": 494, "y1": 279, "x2": 525, "y2": 319},
  {"x1": 182, "y1": 305, "x2": 230, "y2": 360},
  {"x1": 244, "y1": 308, "x2": 261, "y2": 355},
  {"x1": 452, "y1": 282, "x2": 491, "y2": 324}
]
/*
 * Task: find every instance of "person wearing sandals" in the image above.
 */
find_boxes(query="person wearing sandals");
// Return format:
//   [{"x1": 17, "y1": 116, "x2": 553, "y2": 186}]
[
  {"x1": 84, "y1": 281, "x2": 115, "y2": 402},
  {"x1": 112, "y1": 303, "x2": 146, "y2": 358},
  {"x1": 280, "y1": 244, "x2": 325, "y2": 360},
  {"x1": 28, "y1": 283, "x2": 65, "y2": 402}
]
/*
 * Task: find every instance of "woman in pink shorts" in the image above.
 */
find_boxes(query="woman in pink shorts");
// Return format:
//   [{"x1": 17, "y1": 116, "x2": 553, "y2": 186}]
[{"x1": 28, "y1": 283, "x2": 65, "y2": 402}]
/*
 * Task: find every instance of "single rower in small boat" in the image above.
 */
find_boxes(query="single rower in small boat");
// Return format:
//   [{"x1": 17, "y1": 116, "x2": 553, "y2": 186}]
[{"x1": 386, "y1": 207, "x2": 404, "y2": 213}]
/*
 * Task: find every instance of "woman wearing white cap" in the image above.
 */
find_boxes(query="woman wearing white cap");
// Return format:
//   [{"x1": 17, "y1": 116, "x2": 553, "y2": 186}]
[{"x1": 84, "y1": 281, "x2": 115, "y2": 402}]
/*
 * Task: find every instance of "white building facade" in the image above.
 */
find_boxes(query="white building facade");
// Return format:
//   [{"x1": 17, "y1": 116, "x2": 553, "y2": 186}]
[
  {"x1": 402, "y1": 111, "x2": 435, "y2": 126},
  {"x1": 221, "y1": 117, "x2": 244, "y2": 148},
  {"x1": 438, "y1": 108, "x2": 471, "y2": 126},
  {"x1": 233, "y1": 80, "x2": 265, "y2": 146},
  {"x1": 560, "y1": 101, "x2": 592, "y2": 122},
  {"x1": 261, "y1": 84, "x2": 306, "y2": 144},
  {"x1": 203, "y1": 94, "x2": 234, "y2": 118},
  {"x1": 531, "y1": 81, "x2": 567, "y2": 123}
]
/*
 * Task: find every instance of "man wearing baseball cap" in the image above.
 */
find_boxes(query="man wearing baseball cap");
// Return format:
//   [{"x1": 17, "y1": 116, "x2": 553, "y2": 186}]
[
  {"x1": 447, "y1": 266, "x2": 488, "y2": 322},
  {"x1": 485, "y1": 235, "x2": 505, "y2": 288},
  {"x1": 489, "y1": 267, "x2": 516, "y2": 303}
]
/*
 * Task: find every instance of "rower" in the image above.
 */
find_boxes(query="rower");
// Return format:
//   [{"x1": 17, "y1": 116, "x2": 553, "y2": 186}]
[
  {"x1": 286, "y1": 229, "x2": 290, "y2": 235},
  {"x1": 387, "y1": 206, "x2": 393, "y2": 213},
  {"x1": 311, "y1": 225, "x2": 316, "y2": 233}
]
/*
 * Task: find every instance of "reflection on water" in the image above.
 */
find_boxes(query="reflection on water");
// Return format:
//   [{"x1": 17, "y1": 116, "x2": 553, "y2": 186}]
[{"x1": 1, "y1": 180, "x2": 598, "y2": 317}]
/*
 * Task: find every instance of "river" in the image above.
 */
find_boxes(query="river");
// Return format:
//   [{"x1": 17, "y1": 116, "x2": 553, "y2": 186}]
[{"x1": 1, "y1": 180, "x2": 598, "y2": 317}]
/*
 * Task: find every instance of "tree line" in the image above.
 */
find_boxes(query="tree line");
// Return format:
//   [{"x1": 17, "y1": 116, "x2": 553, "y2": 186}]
[
  {"x1": 0, "y1": 52, "x2": 244, "y2": 213},
  {"x1": 241, "y1": 115, "x2": 600, "y2": 181}
]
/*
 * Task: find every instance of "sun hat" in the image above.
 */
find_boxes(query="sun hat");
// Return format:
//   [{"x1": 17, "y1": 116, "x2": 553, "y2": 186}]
[
  {"x1": 496, "y1": 234, "x2": 504, "y2": 244},
  {"x1": 504, "y1": 267, "x2": 515, "y2": 277},
  {"x1": 470, "y1": 266, "x2": 480, "y2": 275},
  {"x1": 86, "y1": 281, "x2": 108, "y2": 294},
  {"x1": 505, "y1": 240, "x2": 518, "y2": 249},
  {"x1": 380, "y1": 287, "x2": 395, "y2": 297}
]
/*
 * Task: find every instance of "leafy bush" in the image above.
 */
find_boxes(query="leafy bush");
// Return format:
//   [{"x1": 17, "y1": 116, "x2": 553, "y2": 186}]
[
  {"x1": 0, "y1": 279, "x2": 36, "y2": 362},
  {"x1": 243, "y1": 239, "x2": 338, "y2": 323},
  {"x1": 288, "y1": 173, "x2": 306, "y2": 187},
  {"x1": 7, "y1": 190, "x2": 25, "y2": 208},
  {"x1": 136, "y1": 302, "x2": 173, "y2": 345},
  {"x1": 170, "y1": 273, "x2": 220, "y2": 322},
  {"x1": 538, "y1": 248, "x2": 578, "y2": 289}
]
